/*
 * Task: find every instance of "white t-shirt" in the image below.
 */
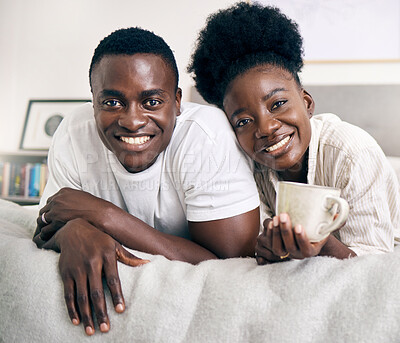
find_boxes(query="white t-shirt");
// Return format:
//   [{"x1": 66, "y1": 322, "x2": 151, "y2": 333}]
[
  {"x1": 40, "y1": 102, "x2": 260, "y2": 239},
  {"x1": 255, "y1": 113, "x2": 400, "y2": 255}
]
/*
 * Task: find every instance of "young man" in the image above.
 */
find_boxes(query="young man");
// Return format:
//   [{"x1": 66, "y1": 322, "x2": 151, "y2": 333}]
[{"x1": 33, "y1": 27, "x2": 260, "y2": 335}]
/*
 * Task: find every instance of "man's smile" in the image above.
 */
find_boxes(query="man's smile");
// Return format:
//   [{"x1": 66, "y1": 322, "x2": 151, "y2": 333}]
[{"x1": 120, "y1": 135, "x2": 151, "y2": 145}]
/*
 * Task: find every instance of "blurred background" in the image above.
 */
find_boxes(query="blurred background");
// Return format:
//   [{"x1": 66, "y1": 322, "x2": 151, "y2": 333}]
[{"x1": 1, "y1": 0, "x2": 400, "y2": 152}]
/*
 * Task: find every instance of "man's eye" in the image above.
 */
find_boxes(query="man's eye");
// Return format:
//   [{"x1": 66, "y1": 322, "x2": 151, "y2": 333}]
[
  {"x1": 236, "y1": 118, "x2": 251, "y2": 128},
  {"x1": 145, "y1": 99, "x2": 161, "y2": 107},
  {"x1": 271, "y1": 100, "x2": 287, "y2": 111},
  {"x1": 104, "y1": 100, "x2": 121, "y2": 107}
]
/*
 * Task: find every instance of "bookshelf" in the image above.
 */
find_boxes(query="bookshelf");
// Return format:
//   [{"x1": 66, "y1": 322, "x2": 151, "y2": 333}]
[{"x1": 0, "y1": 151, "x2": 48, "y2": 205}]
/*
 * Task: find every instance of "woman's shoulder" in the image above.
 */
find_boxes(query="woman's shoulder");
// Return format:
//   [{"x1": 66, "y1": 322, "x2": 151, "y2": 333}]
[{"x1": 311, "y1": 113, "x2": 381, "y2": 156}]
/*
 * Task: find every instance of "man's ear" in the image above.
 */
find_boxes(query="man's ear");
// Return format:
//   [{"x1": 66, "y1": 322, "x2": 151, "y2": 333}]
[
  {"x1": 175, "y1": 87, "x2": 182, "y2": 116},
  {"x1": 302, "y1": 89, "x2": 315, "y2": 117}
]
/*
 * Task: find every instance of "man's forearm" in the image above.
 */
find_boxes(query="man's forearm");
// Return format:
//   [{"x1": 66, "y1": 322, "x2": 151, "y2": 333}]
[{"x1": 91, "y1": 205, "x2": 217, "y2": 264}]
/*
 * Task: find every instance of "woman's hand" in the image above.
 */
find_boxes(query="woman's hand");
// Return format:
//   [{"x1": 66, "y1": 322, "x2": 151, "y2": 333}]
[
  {"x1": 255, "y1": 213, "x2": 329, "y2": 264},
  {"x1": 42, "y1": 218, "x2": 149, "y2": 336},
  {"x1": 33, "y1": 187, "x2": 114, "y2": 245}
]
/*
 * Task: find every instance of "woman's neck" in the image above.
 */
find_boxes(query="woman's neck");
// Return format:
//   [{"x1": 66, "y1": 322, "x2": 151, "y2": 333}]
[{"x1": 277, "y1": 149, "x2": 309, "y2": 183}]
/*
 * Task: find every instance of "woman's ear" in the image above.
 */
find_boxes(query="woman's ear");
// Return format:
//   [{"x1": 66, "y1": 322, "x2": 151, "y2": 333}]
[{"x1": 302, "y1": 89, "x2": 315, "y2": 117}]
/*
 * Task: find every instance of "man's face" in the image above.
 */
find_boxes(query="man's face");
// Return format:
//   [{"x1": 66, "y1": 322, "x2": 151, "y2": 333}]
[{"x1": 91, "y1": 53, "x2": 181, "y2": 173}]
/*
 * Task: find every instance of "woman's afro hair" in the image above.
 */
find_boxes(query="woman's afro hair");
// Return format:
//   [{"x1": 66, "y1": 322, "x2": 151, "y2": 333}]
[
  {"x1": 188, "y1": 2, "x2": 304, "y2": 108},
  {"x1": 89, "y1": 27, "x2": 179, "y2": 90}
]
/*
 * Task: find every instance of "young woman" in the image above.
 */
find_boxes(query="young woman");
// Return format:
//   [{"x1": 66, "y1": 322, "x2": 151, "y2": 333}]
[{"x1": 188, "y1": 2, "x2": 400, "y2": 263}]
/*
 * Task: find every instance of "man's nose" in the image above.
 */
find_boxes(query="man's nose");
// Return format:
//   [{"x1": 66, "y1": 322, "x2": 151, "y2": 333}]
[{"x1": 118, "y1": 107, "x2": 148, "y2": 131}]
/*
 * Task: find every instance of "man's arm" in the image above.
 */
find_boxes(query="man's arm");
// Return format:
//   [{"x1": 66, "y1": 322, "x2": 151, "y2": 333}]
[
  {"x1": 35, "y1": 188, "x2": 260, "y2": 264},
  {"x1": 41, "y1": 218, "x2": 149, "y2": 336}
]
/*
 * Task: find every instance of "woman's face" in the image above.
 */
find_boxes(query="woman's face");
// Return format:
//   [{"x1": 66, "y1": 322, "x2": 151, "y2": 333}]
[{"x1": 223, "y1": 65, "x2": 314, "y2": 174}]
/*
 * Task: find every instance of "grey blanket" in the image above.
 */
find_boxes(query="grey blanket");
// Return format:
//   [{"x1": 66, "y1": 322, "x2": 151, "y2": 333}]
[{"x1": 1, "y1": 198, "x2": 399, "y2": 343}]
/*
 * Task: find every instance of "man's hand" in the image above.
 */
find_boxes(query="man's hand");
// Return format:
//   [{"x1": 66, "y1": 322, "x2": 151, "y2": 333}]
[
  {"x1": 42, "y1": 218, "x2": 149, "y2": 336},
  {"x1": 33, "y1": 187, "x2": 113, "y2": 245},
  {"x1": 255, "y1": 213, "x2": 329, "y2": 264}
]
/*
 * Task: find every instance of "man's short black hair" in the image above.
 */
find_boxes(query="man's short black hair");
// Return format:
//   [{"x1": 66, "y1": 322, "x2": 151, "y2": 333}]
[
  {"x1": 188, "y1": 2, "x2": 304, "y2": 109},
  {"x1": 89, "y1": 27, "x2": 179, "y2": 90}
]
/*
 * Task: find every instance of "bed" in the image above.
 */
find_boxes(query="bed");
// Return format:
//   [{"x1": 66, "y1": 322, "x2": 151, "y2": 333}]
[
  {"x1": 1, "y1": 197, "x2": 400, "y2": 342},
  {"x1": 1, "y1": 84, "x2": 400, "y2": 342}
]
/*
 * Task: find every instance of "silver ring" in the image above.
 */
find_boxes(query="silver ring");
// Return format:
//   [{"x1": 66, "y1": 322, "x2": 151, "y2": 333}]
[{"x1": 41, "y1": 212, "x2": 49, "y2": 225}]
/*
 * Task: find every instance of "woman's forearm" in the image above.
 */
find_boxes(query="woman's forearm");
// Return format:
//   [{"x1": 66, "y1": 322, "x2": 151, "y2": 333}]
[{"x1": 319, "y1": 235, "x2": 357, "y2": 259}]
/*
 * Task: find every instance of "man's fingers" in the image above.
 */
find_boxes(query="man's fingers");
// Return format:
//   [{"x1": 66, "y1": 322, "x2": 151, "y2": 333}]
[
  {"x1": 74, "y1": 276, "x2": 95, "y2": 336},
  {"x1": 34, "y1": 208, "x2": 51, "y2": 239},
  {"x1": 88, "y1": 271, "x2": 110, "y2": 333},
  {"x1": 62, "y1": 277, "x2": 80, "y2": 326},
  {"x1": 115, "y1": 245, "x2": 150, "y2": 267},
  {"x1": 39, "y1": 225, "x2": 57, "y2": 241},
  {"x1": 103, "y1": 255, "x2": 125, "y2": 313}
]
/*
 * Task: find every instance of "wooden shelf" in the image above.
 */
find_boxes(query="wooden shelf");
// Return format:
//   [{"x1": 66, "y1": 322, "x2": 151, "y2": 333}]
[
  {"x1": 0, "y1": 151, "x2": 48, "y2": 163},
  {"x1": 0, "y1": 151, "x2": 48, "y2": 205},
  {"x1": 1, "y1": 195, "x2": 41, "y2": 205}
]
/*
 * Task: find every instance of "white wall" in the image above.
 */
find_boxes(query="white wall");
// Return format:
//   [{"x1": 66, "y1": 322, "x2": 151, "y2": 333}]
[
  {"x1": 1, "y1": 0, "x2": 400, "y2": 152},
  {"x1": 0, "y1": 0, "x2": 237, "y2": 152},
  {"x1": 302, "y1": 62, "x2": 400, "y2": 85}
]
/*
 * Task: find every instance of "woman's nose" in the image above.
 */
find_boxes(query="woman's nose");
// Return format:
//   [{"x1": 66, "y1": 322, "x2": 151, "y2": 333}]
[
  {"x1": 255, "y1": 116, "x2": 281, "y2": 138},
  {"x1": 118, "y1": 107, "x2": 148, "y2": 131}
]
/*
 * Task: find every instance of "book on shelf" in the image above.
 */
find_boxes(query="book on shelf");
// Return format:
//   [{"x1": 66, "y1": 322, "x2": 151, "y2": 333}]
[{"x1": 1, "y1": 161, "x2": 48, "y2": 198}]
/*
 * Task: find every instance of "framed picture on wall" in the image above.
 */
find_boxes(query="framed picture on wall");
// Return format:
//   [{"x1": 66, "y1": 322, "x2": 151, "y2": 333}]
[{"x1": 20, "y1": 99, "x2": 90, "y2": 150}]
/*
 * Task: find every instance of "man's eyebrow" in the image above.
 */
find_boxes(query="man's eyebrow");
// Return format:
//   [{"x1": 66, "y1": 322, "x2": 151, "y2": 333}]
[
  {"x1": 230, "y1": 87, "x2": 287, "y2": 120},
  {"x1": 141, "y1": 89, "x2": 167, "y2": 98},
  {"x1": 98, "y1": 88, "x2": 168, "y2": 99},
  {"x1": 99, "y1": 89, "x2": 124, "y2": 98}
]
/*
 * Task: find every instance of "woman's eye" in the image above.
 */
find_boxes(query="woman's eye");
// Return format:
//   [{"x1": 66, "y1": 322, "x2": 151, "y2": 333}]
[
  {"x1": 271, "y1": 100, "x2": 287, "y2": 111},
  {"x1": 145, "y1": 99, "x2": 161, "y2": 107},
  {"x1": 236, "y1": 118, "x2": 251, "y2": 128}
]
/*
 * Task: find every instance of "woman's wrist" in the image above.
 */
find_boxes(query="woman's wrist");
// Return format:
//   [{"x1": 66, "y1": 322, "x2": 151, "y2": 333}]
[{"x1": 319, "y1": 234, "x2": 357, "y2": 259}]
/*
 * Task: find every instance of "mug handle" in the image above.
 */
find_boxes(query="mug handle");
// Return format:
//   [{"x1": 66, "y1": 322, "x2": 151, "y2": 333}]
[{"x1": 318, "y1": 196, "x2": 349, "y2": 236}]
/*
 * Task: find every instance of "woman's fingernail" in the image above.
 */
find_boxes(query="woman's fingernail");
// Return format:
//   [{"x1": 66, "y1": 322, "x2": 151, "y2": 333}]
[
  {"x1": 115, "y1": 303, "x2": 124, "y2": 313},
  {"x1": 279, "y1": 213, "x2": 287, "y2": 223},
  {"x1": 85, "y1": 326, "x2": 94, "y2": 335},
  {"x1": 72, "y1": 318, "x2": 79, "y2": 325},
  {"x1": 294, "y1": 225, "x2": 302, "y2": 234},
  {"x1": 100, "y1": 322, "x2": 109, "y2": 332},
  {"x1": 268, "y1": 221, "x2": 273, "y2": 230},
  {"x1": 273, "y1": 216, "x2": 279, "y2": 227}
]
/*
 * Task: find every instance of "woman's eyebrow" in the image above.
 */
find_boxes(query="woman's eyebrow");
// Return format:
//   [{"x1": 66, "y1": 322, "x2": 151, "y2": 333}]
[
  {"x1": 230, "y1": 87, "x2": 287, "y2": 120},
  {"x1": 262, "y1": 87, "x2": 287, "y2": 102}
]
